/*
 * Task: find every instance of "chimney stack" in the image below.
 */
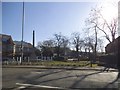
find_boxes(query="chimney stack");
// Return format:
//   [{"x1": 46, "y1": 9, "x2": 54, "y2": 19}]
[{"x1": 33, "y1": 30, "x2": 35, "y2": 47}]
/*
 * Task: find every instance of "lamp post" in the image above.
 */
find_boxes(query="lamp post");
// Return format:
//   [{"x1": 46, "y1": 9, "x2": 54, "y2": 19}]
[{"x1": 20, "y1": 2, "x2": 24, "y2": 64}]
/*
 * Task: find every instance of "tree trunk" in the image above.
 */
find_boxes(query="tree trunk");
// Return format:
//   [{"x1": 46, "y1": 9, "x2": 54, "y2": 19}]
[
  {"x1": 88, "y1": 48, "x2": 92, "y2": 67},
  {"x1": 57, "y1": 46, "x2": 60, "y2": 58},
  {"x1": 94, "y1": 25, "x2": 97, "y2": 62},
  {"x1": 76, "y1": 45, "x2": 79, "y2": 61}
]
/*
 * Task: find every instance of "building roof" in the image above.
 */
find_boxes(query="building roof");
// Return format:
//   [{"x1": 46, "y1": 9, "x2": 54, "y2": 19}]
[
  {"x1": 0, "y1": 34, "x2": 14, "y2": 45},
  {"x1": 105, "y1": 36, "x2": 120, "y2": 53},
  {"x1": 105, "y1": 36, "x2": 120, "y2": 48},
  {"x1": 14, "y1": 41, "x2": 33, "y2": 48}
]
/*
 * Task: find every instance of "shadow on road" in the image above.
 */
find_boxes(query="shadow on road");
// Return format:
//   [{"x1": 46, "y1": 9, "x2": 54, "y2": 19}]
[
  {"x1": 19, "y1": 70, "x2": 105, "y2": 89},
  {"x1": 104, "y1": 72, "x2": 120, "y2": 88},
  {"x1": 69, "y1": 71, "x2": 103, "y2": 89},
  {"x1": 16, "y1": 68, "x2": 119, "y2": 89},
  {"x1": 18, "y1": 69, "x2": 66, "y2": 84}
]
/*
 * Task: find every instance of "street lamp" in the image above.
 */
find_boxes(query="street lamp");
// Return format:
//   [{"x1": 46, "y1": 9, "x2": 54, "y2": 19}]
[{"x1": 20, "y1": 2, "x2": 24, "y2": 64}]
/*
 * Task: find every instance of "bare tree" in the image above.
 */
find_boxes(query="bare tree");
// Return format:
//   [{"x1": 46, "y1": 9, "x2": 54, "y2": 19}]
[
  {"x1": 84, "y1": 36, "x2": 97, "y2": 67},
  {"x1": 71, "y1": 32, "x2": 84, "y2": 60},
  {"x1": 37, "y1": 40, "x2": 54, "y2": 51},
  {"x1": 37, "y1": 40, "x2": 54, "y2": 59},
  {"x1": 85, "y1": 5, "x2": 118, "y2": 67},
  {"x1": 37, "y1": 41, "x2": 43, "y2": 51},
  {"x1": 42, "y1": 40, "x2": 54, "y2": 48},
  {"x1": 88, "y1": 7, "x2": 118, "y2": 43},
  {"x1": 84, "y1": 36, "x2": 95, "y2": 52},
  {"x1": 85, "y1": 3, "x2": 118, "y2": 70},
  {"x1": 61, "y1": 36, "x2": 69, "y2": 56},
  {"x1": 53, "y1": 33, "x2": 67, "y2": 57},
  {"x1": 86, "y1": 9, "x2": 99, "y2": 62}
]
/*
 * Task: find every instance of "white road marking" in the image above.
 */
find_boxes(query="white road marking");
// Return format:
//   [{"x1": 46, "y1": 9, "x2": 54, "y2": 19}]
[
  {"x1": 31, "y1": 71, "x2": 43, "y2": 74},
  {"x1": 18, "y1": 86, "x2": 26, "y2": 89},
  {"x1": 16, "y1": 83, "x2": 64, "y2": 89},
  {"x1": 12, "y1": 85, "x2": 26, "y2": 90}
]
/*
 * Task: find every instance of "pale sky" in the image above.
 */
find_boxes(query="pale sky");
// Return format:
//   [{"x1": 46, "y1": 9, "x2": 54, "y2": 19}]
[
  {"x1": 2, "y1": 2, "x2": 97, "y2": 46},
  {"x1": 2, "y1": 1, "x2": 119, "y2": 50}
]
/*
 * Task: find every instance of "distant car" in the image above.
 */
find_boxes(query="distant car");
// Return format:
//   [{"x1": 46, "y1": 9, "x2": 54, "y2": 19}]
[
  {"x1": 67, "y1": 58, "x2": 78, "y2": 61},
  {"x1": 67, "y1": 59, "x2": 74, "y2": 61}
]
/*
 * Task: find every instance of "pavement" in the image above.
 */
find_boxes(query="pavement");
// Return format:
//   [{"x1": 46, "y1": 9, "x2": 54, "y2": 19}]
[{"x1": 2, "y1": 65, "x2": 120, "y2": 90}]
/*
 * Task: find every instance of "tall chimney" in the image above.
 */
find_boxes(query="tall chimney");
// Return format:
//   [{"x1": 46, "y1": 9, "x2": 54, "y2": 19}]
[{"x1": 33, "y1": 30, "x2": 35, "y2": 47}]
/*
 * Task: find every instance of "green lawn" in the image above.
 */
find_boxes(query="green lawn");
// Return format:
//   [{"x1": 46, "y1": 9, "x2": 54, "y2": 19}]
[
  {"x1": 3, "y1": 60, "x2": 98, "y2": 67},
  {"x1": 21, "y1": 61, "x2": 98, "y2": 67}
]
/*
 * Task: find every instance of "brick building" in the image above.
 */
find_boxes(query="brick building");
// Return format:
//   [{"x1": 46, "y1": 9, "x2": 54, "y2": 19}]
[
  {"x1": 0, "y1": 34, "x2": 14, "y2": 61},
  {"x1": 1, "y1": 34, "x2": 41, "y2": 63}
]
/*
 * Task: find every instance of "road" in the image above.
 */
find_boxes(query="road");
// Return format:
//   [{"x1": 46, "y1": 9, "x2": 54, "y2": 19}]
[{"x1": 2, "y1": 67, "x2": 120, "y2": 90}]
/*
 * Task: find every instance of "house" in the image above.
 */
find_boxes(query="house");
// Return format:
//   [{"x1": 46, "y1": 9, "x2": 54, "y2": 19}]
[
  {"x1": 13, "y1": 41, "x2": 32, "y2": 61},
  {"x1": 1, "y1": 33, "x2": 41, "y2": 64},
  {"x1": 13, "y1": 41, "x2": 41, "y2": 62},
  {"x1": 102, "y1": 36, "x2": 120, "y2": 67},
  {"x1": 0, "y1": 34, "x2": 14, "y2": 61}
]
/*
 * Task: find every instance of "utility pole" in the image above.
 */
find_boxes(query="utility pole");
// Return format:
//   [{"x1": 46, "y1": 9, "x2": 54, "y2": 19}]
[{"x1": 20, "y1": 2, "x2": 24, "y2": 64}]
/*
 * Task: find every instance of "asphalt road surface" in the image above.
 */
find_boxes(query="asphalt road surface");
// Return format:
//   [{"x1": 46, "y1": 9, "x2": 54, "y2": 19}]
[{"x1": 2, "y1": 67, "x2": 120, "y2": 90}]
